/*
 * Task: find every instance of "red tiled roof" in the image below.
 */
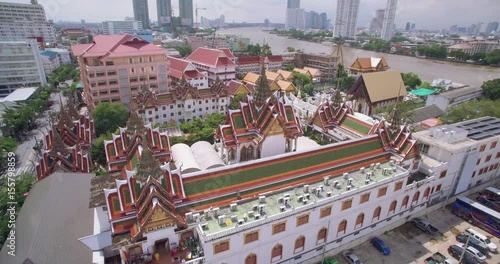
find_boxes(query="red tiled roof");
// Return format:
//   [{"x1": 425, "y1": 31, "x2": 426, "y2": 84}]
[
  {"x1": 267, "y1": 55, "x2": 283, "y2": 62},
  {"x1": 184, "y1": 70, "x2": 204, "y2": 78},
  {"x1": 220, "y1": 48, "x2": 236, "y2": 60},
  {"x1": 185, "y1": 47, "x2": 237, "y2": 68},
  {"x1": 227, "y1": 80, "x2": 245, "y2": 95},
  {"x1": 237, "y1": 56, "x2": 260, "y2": 65},
  {"x1": 167, "y1": 56, "x2": 205, "y2": 79},
  {"x1": 167, "y1": 56, "x2": 190, "y2": 72}
]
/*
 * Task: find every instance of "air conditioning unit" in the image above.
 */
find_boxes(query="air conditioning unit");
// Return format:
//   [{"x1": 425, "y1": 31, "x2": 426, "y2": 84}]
[
  {"x1": 333, "y1": 180, "x2": 339, "y2": 187},
  {"x1": 297, "y1": 195, "x2": 303, "y2": 202},
  {"x1": 305, "y1": 193, "x2": 310, "y2": 200},
  {"x1": 231, "y1": 215, "x2": 238, "y2": 222},
  {"x1": 259, "y1": 204, "x2": 265, "y2": 214},
  {"x1": 230, "y1": 203, "x2": 237, "y2": 211},
  {"x1": 201, "y1": 223, "x2": 208, "y2": 230},
  {"x1": 303, "y1": 199, "x2": 308, "y2": 205},
  {"x1": 259, "y1": 196, "x2": 266, "y2": 203},
  {"x1": 370, "y1": 163, "x2": 375, "y2": 169},
  {"x1": 303, "y1": 185, "x2": 310, "y2": 193},
  {"x1": 284, "y1": 193, "x2": 290, "y2": 198},
  {"x1": 365, "y1": 179, "x2": 370, "y2": 184},
  {"x1": 255, "y1": 213, "x2": 261, "y2": 220},
  {"x1": 343, "y1": 173, "x2": 349, "y2": 179},
  {"x1": 185, "y1": 212, "x2": 193, "y2": 221},
  {"x1": 278, "y1": 197, "x2": 284, "y2": 204},
  {"x1": 346, "y1": 185, "x2": 351, "y2": 191},
  {"x1": 280, "y1": 206, "x2": 286, "y2": 212},
  {"x1": 390, "y1": 160, "x2": 395, "y2": 166},
  {"x1": 323, "y1": 177, "x2": 329, "y2": 185},
  {"x1": 393, "y1": 167, "x2": 397, "y2": 172},
  {"x1": 218, "y1": 215, "x2": 226, "y2": 225},
  {"x1": 193, "y1": 213, "x2": 200, "y2": 222},
  {"x1": 284, "y1": 197, "x2": 290, "y2": 205},
  {"x1": 383, "y1": 168, "x2": 388, "y2": 175},
  {"x1": 360, "y1": 167, "x2": 365, "y2": 173},
  {"x1": 213, "y1": 207, "x2": 220, "y2": 216},
  {"x1": 376, "y1": 163, "x2": 381, "y2": 169},
  {"x1": 253, "y1": 204, "x2": 258, "y2": 211},
  {"x1": 347, "y1": 178, "x2": 353, "y2": 186},
  {"x1": 243, "y1": 213, "x2": 248, "y2": 221},
  {"x1": 238, "y1": 219, "x2": 244, "y2": 225},
  {"x1": 315, "y1": 188, "x2": 321, "y2": 196},
  {"x1": 319, "y1": 185, "x2": 324, "y2": 191},
  {"x1": 203, "y1": 209, "x2": 212, "y2": 218},
  {"x1": 327, "y1": 191, "x2": 333, "y2": 197},
  {"x1": 247, "y1": 211, "x2": 254, "y2": 218}
]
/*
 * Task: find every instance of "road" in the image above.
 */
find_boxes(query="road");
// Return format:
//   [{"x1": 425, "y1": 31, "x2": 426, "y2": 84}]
[{"x1": 13, "y1": 91, "x2": 66, "y2": 176}]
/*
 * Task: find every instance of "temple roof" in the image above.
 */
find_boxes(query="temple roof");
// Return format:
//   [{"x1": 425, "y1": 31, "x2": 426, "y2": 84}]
[
  {"x1": 48, "y1": 127, "x2": 70, "y2": 158},
  {"x1": 126, "y1": 112, "x2": 146, "y2": 135},
  {"x1": 134, "y1": 141, "x2": 163, "y2": 182}
]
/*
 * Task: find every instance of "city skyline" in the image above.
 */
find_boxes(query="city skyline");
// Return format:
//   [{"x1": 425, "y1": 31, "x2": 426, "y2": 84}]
[{"x1": 4, "y1": 0, "x2": 499, "y2": 30}]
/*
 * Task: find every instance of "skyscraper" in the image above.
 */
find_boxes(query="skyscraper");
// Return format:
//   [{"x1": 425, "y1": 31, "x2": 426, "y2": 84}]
[
  {"x1": 381, "y1": 0, "x2": 398, "y2": 41},
  {"x1": 133, "y1": 0, "x2": 150, "y2": 29},
  {"x1": 285, "y1": 0, "x2": 304, "y2": 29},
  {"x1": 287, "y1": 0, "x2": 300, "y2": 9},
  {"x1": 334, "y1": 0, "x2": 360, "y2": 38},
  {"x1": 179, "y1": 0, "x2": 194, "y2": 27},
  {"x1": 157, "y1": 0, "x2": 172, "y2": 28},
  {"x1": 486, "y1": 22, "x2": 499, "y2": 35},
  {"x1": 405, "y1": 22, "x2": 411, "y2": 31},
  {"x1": 368, "y1": 9, "x2": 385, "y2": 33}
]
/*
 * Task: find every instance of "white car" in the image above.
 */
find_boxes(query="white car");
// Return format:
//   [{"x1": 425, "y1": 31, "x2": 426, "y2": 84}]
[
  {"x1": 456, "y1": 243, "x2": 487, "y2": 263},
  {"x1": 342, "y1": 251, "x2": 363, "y2": 264}
]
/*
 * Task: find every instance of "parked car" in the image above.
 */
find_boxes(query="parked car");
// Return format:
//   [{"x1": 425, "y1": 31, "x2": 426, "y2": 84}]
[
  {"x1": 447, "y1": 245, "x2": 478, "y2": 264},
  {"x1": 341, "y1": 250, "x2": 363, "y2": 264},
  {"x1": 456, "y1": 234, "x2": 489, "y2": 256},
  {"x1": 456, "y1": 243, "x2": 487, "y2": 263},
  {"x1": 465, "y1": 228, "x2": 498, "y2": 252},
  {"x1": 411, "y1": 217, "x2": 440, "y2": 235},
  {"x1": 431, "y1": 252, "x2": 458, "y2": 264},
  {"x1": 370, "y1": 237, "x2": 391, "y2": 255}
]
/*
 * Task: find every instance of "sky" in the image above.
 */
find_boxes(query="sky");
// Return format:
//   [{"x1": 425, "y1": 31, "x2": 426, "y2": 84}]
[{"x1": 9, "y1": 0, "x2": 500, "y2": 30}]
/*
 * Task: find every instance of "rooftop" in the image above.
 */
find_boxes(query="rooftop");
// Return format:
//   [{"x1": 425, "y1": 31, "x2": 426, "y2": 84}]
[
  {"x1": 0, "y1": 172, "x2": 94, "y2": 264},
  {"x1": 189, "y1": 159, "x2": 405, "y2": 236},
  {"x1": 454, "y1": 116, "x2": 500, "y2": 141},
  {"x1": 437, "y1": 86, "x2": 482, "y2": 100},
  {"x1": 1, "y1": 87, "x2": 37, "y2": 101}
]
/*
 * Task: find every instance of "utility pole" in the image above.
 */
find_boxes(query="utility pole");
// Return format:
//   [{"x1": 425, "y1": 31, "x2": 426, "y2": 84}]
[{"x1": 458, "y1": 235, "x2": 470, "y2": 263}]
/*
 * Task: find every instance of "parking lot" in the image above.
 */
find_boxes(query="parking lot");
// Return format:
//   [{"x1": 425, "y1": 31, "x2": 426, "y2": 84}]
[{"x1": 332, "y1": 206, "x2": 500, "y2": 264}]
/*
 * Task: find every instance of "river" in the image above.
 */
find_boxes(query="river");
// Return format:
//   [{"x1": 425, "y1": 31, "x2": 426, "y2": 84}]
[{"x1": 221, "y1": 27, "x2": 500, "y2": 87}]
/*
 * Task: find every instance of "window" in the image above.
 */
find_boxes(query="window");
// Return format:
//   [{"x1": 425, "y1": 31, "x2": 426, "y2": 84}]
[
  {"x1": 412, "y1": 191, "x2": 420, "y2": 205},
  {"x1": 355, "y1": 213, "x2": 364, "y2": 228},
  {"x1": 245, "y1": 254, "x2": 257, "y2": 264},
  {"x1": 131, "y1": 68, "x2": 135, "y2": 73},
  {"x1": 320, "y1": 206, "x2": 332, "y2": 218},
  {"x1": 497, "y1": 152, "x2": 500, "y2": 159},
  {"x1": 440, "y1": 170, "x2": 448, "y2": 179},
  {"x1": 297, "y1": 214, "x2": 309, "y2": 226},
  {"x1": 423, "y1": 187, "x2": 430, "y2": 200},
  {"x1": 480, "y1": 145, "x2": 486, "y2": 152},
  {"x1": 213, "y1": 240, "x2": 230, "y2": 254},
  {"x1": 139, "y1": 57, "x2": 143, "y2": 63},
  {"x1": 244, "y1": 231, "x2": 259, "y2": 244},
  {"x1": 477, "y1": 158, "x2": 481, "y2": 165},
  {"x1": 491, "y1": 141, "x2": 497, "y2": 149},
  {"x1": 294, "y1": 236, "x2": 305, "y2": 253},
  {"x1": 337, "y1": 220, "x2": 347, "y2": 236},
  {"x1": 394, "y1": 181, "x2": 403, "y2": 191},
  {"x1": 372, "y1": 206, "x2": 381, "y2": 221},
  {"x1": 436, "y1": 184, "x2": 442, "y2": 192},
  {"x1": 418, "y1": 143, "x2": 430, "y2": 154},
  {"x1": 272, "y1": 222, "x2": 286, "y2": 235},
  {"x1": 388, "y1": 200, "x2": 397, "y2": 215},
  {"x1": 341, "y1": 199, "x2": 352, "y2": 211},
  {"x1": 486, "y1": 155, "x2": 492, "y2": 162},
  {"x1": 472, "y1": 171, "x2": 476, "y2": 178},
  {"x1": 271, "y1": 244, "x2": 282, "y2": 262},
  {"x1": 378, "y1": 186, "x2": 388, "y2": 197},
  {"x1": 149, "y1": 57, "x2": 152, "y2": 62},
  {"x1": 401, "y1": 195, "x2": 409, "y2": 209},
  {"x1": 358, "y1": 193, "x2": 370, "y2": 204},
  {"x1": 317, "y1": 228, "x2": 327, "y2": 244}
]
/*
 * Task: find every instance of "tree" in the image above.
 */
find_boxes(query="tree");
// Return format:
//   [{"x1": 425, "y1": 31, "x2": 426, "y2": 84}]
[
  {"x1": 336, "y1": 64, "x2": 347, "y2": 79},
  {"x1": 292, "y1": 72, "x2": 312, "y2": 88},
  {"x1": 390, "y1": 33, "x2": 409, "y2": 43},
  {"x1": 249, "y1": 43, "x2": 261, "y2": 56},
  {"x1": 421, "y1": 81, "x2": 432, "y2": 88},
  {"x1": 341, "y1": 76, "x2": 357, "y2": 91},
  {"x1": 228, "y1": 93, "x2": 246, "y2": 110},
  {"x1": 284, "y1": 65, "x2": 294, "y2": 71},
  {"x1": 472, "y1": 53, "x2": 486, "y2": 63},
  {"x1": 287, "y1": 47, "x2": 296, "y2": 52},
  {"x1": 481, "y1": 79, "x2": 500, "y2": 101},
  {"x1": 178, "y1": 113, "x2": 226, "y2": 145},
  {"x1": 92, "y1": 102, "x2": 129, "y2": 136},
  {"x1": 401, "y1": 72, "x2": 422, "y2": 89},
  {"x1": 302, "y1": 84, "x2": 315, "y2": 96},
  {"x1": 90, "y1": 133, "x2": 112, "y2": 166},
  {"x1": 441, "y1": 100, "x2": 500, "y2": 124},
  {"x1": 176, "y1": 44, "x2": 192, "y2": 57},
  {"x1": 484, "y1": 50, "x2": 500, "y2": 65},
  {"x1": 374, "y1": 100, "x2": 424, "y2": 121}
]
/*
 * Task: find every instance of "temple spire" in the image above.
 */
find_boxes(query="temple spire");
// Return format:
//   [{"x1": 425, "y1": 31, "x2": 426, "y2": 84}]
[
  {"x1": 389, "y1": 83, "x2": 404, "y2": 131},
  {"x1": 66, "y1": 93, "x2": 80, "y2": 120},
  {"x1": 48, "y1": 126, "x2": 70, "y2": 158},
  {"x1": 253, "y1": 41, "x2": 272, "y2": 108},
  {"x1": 332, "y1": 89, "x2": 343, "y2": 108},
  {"x1": 134, "y1": 139, "x2": 163, "y2": 181},
  {"x1": 57, "y1": 95, "x2": 74, "y2": 129},
  {"x1": 126, "y1": 111, "x2": 146, "y2": 135}
]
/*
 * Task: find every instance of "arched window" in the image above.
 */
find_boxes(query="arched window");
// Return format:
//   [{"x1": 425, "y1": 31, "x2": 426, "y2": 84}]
[
  {"x1": 317, "y1": 228, "x2": 327, "y2": 244},
  {"x1": 412, "y1": 191, "x2": 420, "y2": 205},
  {"x1": 248, "y1": 145, "x2": 254, "y2": 160},
  {"x1": 228, "y1": 148, "x2": 235, "y2": 160},
  {"x1": 241, "y1": 146, "x2": 247, "y2": 161},
  {"x1": 245, "y1": 253, "x2": 257, "y2": 264},
  {"x1": 423, "y1": 187, "x2": 431, "y2": 200},
  {"x1": 337, "y1": 219, "x2": 347, "y2": 236},
  {"x1": 372, "y1": 206, "x2": 381, "y2": 222},
  {"x1": 355, "y1": 213, "x2": 364, "y2": 229},
  {"x1": 388, "y1": 200, "x2": 397, "y2": 215},
  {"x1": 401, "y1": 195, "x2": 409, "y2": 209},
  {"x1": 271, "y1": 244, "x2": 282, "y2": 262},
  {"x1": 294, "y1": 236, "x2": 305, "y2": 253}
]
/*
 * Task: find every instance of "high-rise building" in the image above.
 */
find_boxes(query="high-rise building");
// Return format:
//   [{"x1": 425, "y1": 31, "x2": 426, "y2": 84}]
[
  {"x1": 320, "y1": 13, "x2": 328, "y2": 29},
  {"x1": 450, "y1": 25, "x2": 458, "y2": 33},
  {"x1": 405, "y1": 22, "x2": 411, "y2": 31},
  {"x1": 132, "y1": 0, "x2": 150, "y2": 29},
  {"x1": 102, "y1": 21, "x2": 143, "y2": 35},
  {"x1": 411, "y1": 23, "x2": 416, "y2": 30},
  {"x1": 486, "y1": 22, "x2": 499, "y2": 35},
  {"x1": 334, "y1": 0, "x2": 360, "y2": 38},
  {"x1": 0, "y1": 1, "x2": 56, "y2": 43},
  {"x1": 381, "y1": 0, "x2": 398, "y2": 41},
  {"x1": 368, "y1": 9, "x2": 385, "y2": 33},
  {"x1": 287, "y1": 0, "x2": 300, "y2": 9},
  {"x1": 157, "y1": 0, "x2": 172, "y2": 28},
  {"x1": 179, "y1": 0, "x2": 194, "y2": 27},
  {"x1": 0, "y1": 39, "x2": 47, "y2": 97}
]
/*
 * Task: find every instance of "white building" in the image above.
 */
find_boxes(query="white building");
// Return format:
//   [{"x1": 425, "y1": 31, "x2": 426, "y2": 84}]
[
  {"x1": 413, "y1": 117, "x2": 500, "y2": 204},
  {"x1": 380, "y1": 0, "x2": 398, "y2": 41},
  {"x1": 40, "y1": 50, "x2": 61, "y2": 75},
  {"x1": 333, "y1": 0, "x2": 360, "y2": 38},
  {"x1": 0, "y1": 1, "x2": 56, "y2": 43},
  {"x1": 185, "y1": 47, "x2": 237, "y2": 85},
  {"x1": 102, "y1": 20, "x2": 143, "y2": 35},
  {"x1": 45, "y1": 48, "x2": 72, "y2": 64},
  {"x1": 0, "y1": 39, "x2": 46, "y2": 97},
  {"x1": 425, "y1": 86, "x2": 483, "y2": 111},
  {"x1": 286, "y1": 8, "x2": 306, "y2": 29}
]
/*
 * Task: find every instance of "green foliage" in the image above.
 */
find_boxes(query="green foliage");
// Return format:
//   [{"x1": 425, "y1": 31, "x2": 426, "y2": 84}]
[
  {"x1": 0, "y1": 138, "x2": 17, "y2": 174},
  {"x1": 421, "y1": 81, "x2": 432, "y2": 88},
  {"x1": 341, "y1": 76, "x2": 357, "y2": 91},
  {"x1": 177, "y1": 113, "x2": 226, "y2": 145},
  {"x1": 302, "y1": 84, "x2": 315, "y2": 96},
  {"x1": 62, "y1": 82, "x2": 78, "y2": 97},
  {"x1": 247, "y1": 43, "x2": 262, "y2": 56},
  {"x1": 287, "y1": 47, "x2": 296, "y2": 52},
  {"x1": 292, "y1": 72, "x2": 312, "y2": 87},
  {"x1": 362, "y1": 39, "x2": 391, "y2": 52},
  {"x1": 229, "y1": 93, "x2": 246, "y2": 110},
  {"x1": 481, "y1": 79, "x2": 500, "y2": 101},
  {"x1": 484, "y1": 50, "x2": 500, "y2": 65},
  {"x1": 374, "y1": 100, "x2": 424, "y2": 121},
  {"x1": 49, "y1": 65, "x2": 80, "y2": 86},
  {"x1": 169, "y1": 136, "x2": 185, "y2": 146},
  {"x1": 284, "y1": 65, "x2": 295, "y2": 71},
  {"x1": 390, "y1": 33, "x2": 410, "y2": 43},
  {"x1": 176, "y1": 44, "x2": 192, "y2": 57},
  {"x1": 274, "y1": 29, "x2": 331, "y2": 41},
  {"x1": 401, "y1": 72, "x2": 422, "y2": 89},
  {"x1": 416, "y1": 45, "x2": 448, "y2": 59},
  {"x1": 441, "y1": 100, "x2": 500, "y2": 124},
  {"x1": 91, "y1": 102, "x2": 129, "y2": 137},
  {"x1": 471, "y1": 53, "x2": 486, "y2": 63},
  {"x1": 336, "y1": 64, "x2": 347, "y2": 79},
  {"x1": 0, "y1": 172, "x2": 34, "y2": 248},
  {"x1": 449, "y1": 50, "x2": 471, "y2": 61},
  {"x1": 91, "y1": 133, "x2": 112, "y2": 166}
]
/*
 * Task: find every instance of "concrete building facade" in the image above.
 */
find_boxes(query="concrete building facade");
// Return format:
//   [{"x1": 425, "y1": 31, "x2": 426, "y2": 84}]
[
  {"x1": 179, "y1": 0, "x2": 193, "y2": 27},
  {"x1": 381, "y1": 0, "x2": 398, "y2": 41},
  {"x1": 369, "y1": 9, "x2": 385, "y2": 33},
  {"x1": 333, "y1": 0, "x2": 360, "y2": 38},
  {"x1": 157, "y1": 0, "x2": 172, "y2": 28},
  {"x1": 102, "y1": 21, "x2": 143, "y2": 35},
  {"x1": 133, "y1": 0, "x2": 150, "y2": 29}
]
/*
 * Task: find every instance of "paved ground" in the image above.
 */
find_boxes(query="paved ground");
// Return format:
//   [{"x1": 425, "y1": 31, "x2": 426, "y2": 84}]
[{"x1": 330, "y1": 206, "x2": 500, "y2": 264}]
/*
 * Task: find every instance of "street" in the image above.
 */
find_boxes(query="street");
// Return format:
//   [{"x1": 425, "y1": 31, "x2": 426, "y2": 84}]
[{"x1": 13, "y1": 91, "x2": 66, "y2": 176}]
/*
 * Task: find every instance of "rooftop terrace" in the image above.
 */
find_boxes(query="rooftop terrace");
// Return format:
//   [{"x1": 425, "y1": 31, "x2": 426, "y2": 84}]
[{"x1": 186, "y1": 159, "x2": 407, "y2": 240}]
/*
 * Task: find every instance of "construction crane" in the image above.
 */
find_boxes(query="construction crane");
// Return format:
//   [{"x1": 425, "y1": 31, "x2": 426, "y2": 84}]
[{"x1": 195, "y1": 5, "x2": 207, "y2": 28}]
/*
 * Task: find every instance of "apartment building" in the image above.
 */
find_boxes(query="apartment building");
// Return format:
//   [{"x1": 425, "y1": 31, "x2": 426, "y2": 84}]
[
  {"x1": 71, "y1": 34, "x2": 169, "y2": 110},
  {"x1": 236, "y1": 55, "x2": 283, "y2": 75},
  {"x1": 295, "y1": 53, "x2": 339, "y2": 79},
  {"x1": 102, "y1": 21, "x2": 143, "y2": 35},
  {"x1": 40, "y1": 50, "x2": 61, "y2": 75},
  {"x1": 185, "y1": 47, "x2": 237, "y2": 84},
  {"x1": 0, "y1": 39, "x2": 46, "y2": 97}
]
